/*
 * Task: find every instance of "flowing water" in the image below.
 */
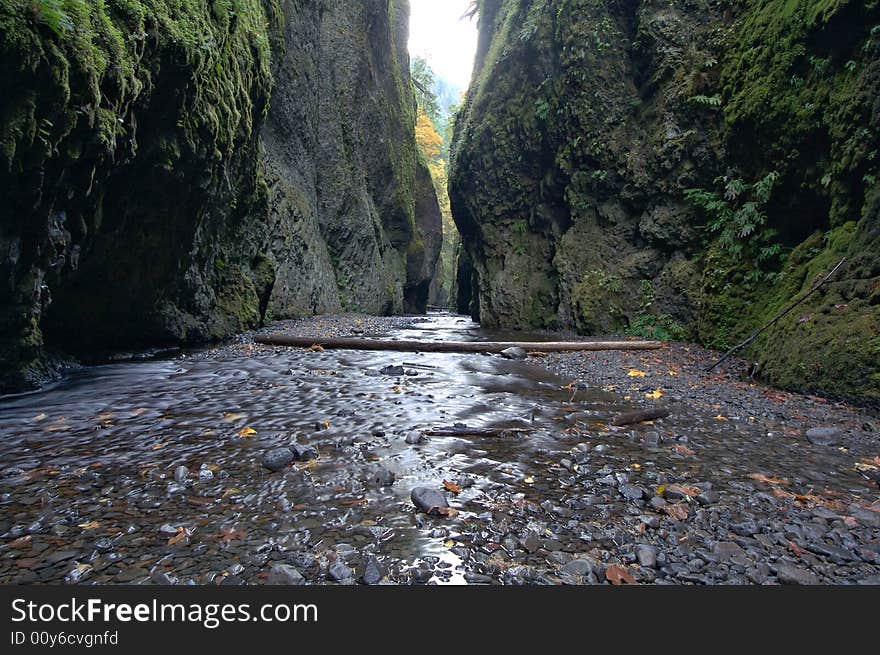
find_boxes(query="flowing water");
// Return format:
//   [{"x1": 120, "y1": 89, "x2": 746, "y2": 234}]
[{"x1": 0, "y1": 313, "x2": 877, "y2": 585}]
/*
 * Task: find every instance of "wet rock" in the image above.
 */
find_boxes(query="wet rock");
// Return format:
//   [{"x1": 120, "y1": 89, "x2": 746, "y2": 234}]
[
  {"x1": 262, "y1": 449, "x2": 295, "y2": 472},
  {"x1": 411, "y1": 487, "x2": 449, "y2": 514},
  {"x1": 94, "y1": 538, "x2": 113, "y2": 553},
  {"x1": 198, "y1": 468, "x2": 214, "y2": 482},
  {"x1": 380, "y1": 365, "x2": 405, "y2": 376},
  {"x1": 774, "y1": 563, "x2": 820, "y2": 585},
  {"x1": 291, "y1": 444, "x2": 318, "y2": 462},
  {"x1": 635, "y1": 545, "x2": 658, "y2": 568},
  {"x1": 714, "y1": 541, "x2": 745, "y2": 563},
  {"x1": 620, "y1": 484, "x2": 646, "y2": 501},
  {"x1": 848, "y1": 505, "x2": 880, "y2": 529},
  {"x1": 649, "y1": 496, "x2": 667, "y2": 510},
  {"x1": 500, "y1": 347, "x2": 527, "y2": 360},
  {"x1": 405, "y1": 431, "x2": 426, "y2": 445},
  {"x1": 562, "y1": 558, "x2": 603, "y2": 579},
  {"x1": 368, "y1": 465, "x2": 396, "y2": 487},
  {"x1": 328, "y1": 561, "x2": 354, "y2": 583},
  {"x1": 640, "y1": 515, "x2": 661, "y2": 529},
  {"x1": 370, "y1": 428, "x2": 386, "y2": 437},
  {"x1": 174, "y1": 466, "x2": 189, "y2": 483},
  {"x1": 519, "y1": 532, "x2": 542, "y2": 553},
  {"x1": 696, "y1": 490, "x2": 720, "y2": 506},
  {"x1": 360, "y1": 555, "x2": 385, "y2": 585},
  {"x1": 731, "y1": 520, "x2": 759, "y2": 537},
  {"x1": 805, "y1": 427, "x2": 843, "y2": 446},
  {"x1": 268, "y1": 563, "x2": 305, "y2": 585}
]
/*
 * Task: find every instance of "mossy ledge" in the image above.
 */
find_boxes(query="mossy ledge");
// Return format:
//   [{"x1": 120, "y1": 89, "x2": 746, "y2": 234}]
[
  {"x1": 450, "y1": 0, "x2": 880, "y2": 403},
  {"x1": 0, "y1": 0, "x2": 441, "y2": 392}
]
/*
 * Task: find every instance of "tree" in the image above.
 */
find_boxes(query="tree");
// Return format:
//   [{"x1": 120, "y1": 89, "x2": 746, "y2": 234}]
[{"x1": 411, "y1": 56, "x2": 441, "y2": 124}]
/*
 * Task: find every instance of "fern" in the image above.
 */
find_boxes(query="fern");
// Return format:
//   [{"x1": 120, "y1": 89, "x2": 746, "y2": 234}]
[{"x1": 691, "y1": 94, "x2": 722, "y2": 107}]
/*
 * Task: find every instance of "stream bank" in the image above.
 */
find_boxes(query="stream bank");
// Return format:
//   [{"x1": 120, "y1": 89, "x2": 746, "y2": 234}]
[{"x1": 0, "y1": 313, "x2": 877, "y2": 585}]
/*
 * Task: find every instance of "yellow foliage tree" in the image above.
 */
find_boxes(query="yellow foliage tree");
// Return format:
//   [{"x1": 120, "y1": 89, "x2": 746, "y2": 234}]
[{"x1": 415, "y1": 107, "x2": 443, "y2": 163}]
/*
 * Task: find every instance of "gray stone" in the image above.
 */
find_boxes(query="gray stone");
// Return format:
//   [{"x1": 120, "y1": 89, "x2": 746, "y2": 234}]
[
  {"x1": 405, "y1": 431, "x2": 426, "y2": 445},
  {"x1": 714, "y1": 541, "x2": 745, "y2": 563},
  {"x1": 262, "y1": 448, "x2": 295, "y2": 472},
  {"x1": 805, "y1": 427, "x2": 843, "y2": 446},
  {"x1": 328, "y1": 561, "x2": 354, "y2": 582},
  {"x1": 411, "y1": 487, "x2": 449, "y2": 514},
  {"x1": 368, "y1": 465, "x2": 396, "y2": 487},
  {"x1": 620, "y1": 484, "x2": 646, "y2": 500},
  {"x1": 774, "y1": 563, "x2": 820, "y2": 585},
  {"x1": 380, "y1": 365, "x2": 405, "y2": 376},
  {"x1": 635, "y1": 544, "x2": 658, "y2": 568},
  {"x1": 500, "y1": 347, "x2": 527, "y2": 360},
  {"x1": 268, "y1": 563, "x2": 305, "y2": 585},
  {"x1": 848, "y1": 505, "x2": 880, "y2": 529},
  {"x1": 696, "y1": 490, "x2": 720, "y2": 505},
  {"x1": 361, "y1": 555, "x2": 385, "y2": 585},
  {"x1": 174, "y1": 466, "x2": 189, "y2": 483}
]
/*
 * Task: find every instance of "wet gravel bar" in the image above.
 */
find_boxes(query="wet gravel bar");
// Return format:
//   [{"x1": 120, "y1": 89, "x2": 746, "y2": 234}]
[{"x1": 0, "y1": 313, "x2": 877, "y2": 585}]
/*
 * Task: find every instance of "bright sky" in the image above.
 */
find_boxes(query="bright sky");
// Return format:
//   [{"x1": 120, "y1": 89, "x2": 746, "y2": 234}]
[{"x1": 408, "y1": 0, "x2": 479, "y2": 90}]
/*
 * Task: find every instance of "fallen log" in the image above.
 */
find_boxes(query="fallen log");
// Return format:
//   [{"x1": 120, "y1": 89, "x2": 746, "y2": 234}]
[
  {"x1": 610, "y1": 407, "x2": 671, "y2": 426},
  {"x1": 254, "y1": 335, "x2": 663, "y2": 353},
  {"x1": 422, "y1": 427, "x2": 533, "y2": 437}
]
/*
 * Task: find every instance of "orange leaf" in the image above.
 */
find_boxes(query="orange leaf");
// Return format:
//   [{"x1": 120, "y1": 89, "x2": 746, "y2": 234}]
[
  {"x1": 167, "y1": 527, "x2": 189, "y2": 546},
  {"x1": 749, "y1": 473, "x2": 788, "y2": 486},
  {"x1": 788, "y1": 541, "x2": 803, "y2": 558},
  {"x1": 308, "y1": 344, "x2": 325, "y2": 352},
  {"x1": 672, "y1": 444, "x2": 695, "y2": 457},
  {"x1": 442, "y1": 480, "x2": 462, "y2": 494},
  {"x1": 605, "y1": 564, "x2": 636, "y2": 585}
]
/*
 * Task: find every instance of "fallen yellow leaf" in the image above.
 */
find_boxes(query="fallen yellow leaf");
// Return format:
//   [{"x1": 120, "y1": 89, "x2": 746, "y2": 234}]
[
  {"x1": 713, "y1": 415, "x2": 728, "y2": 421},
  {"x1": 645, "y1": 389, "x2": 664, "y2": 400},
  {"x1": 78, "y1": 521, "x2": 101, "y2": 530},
  {"x1": 238, "y1": 427, "x2": 257, "y2": 437},
  {"x1": 627, "y1": 369, "x2": 647, "y2": 378},
  {"x1": 524, "y1": 476, "x2": 535, "y2": 484}
]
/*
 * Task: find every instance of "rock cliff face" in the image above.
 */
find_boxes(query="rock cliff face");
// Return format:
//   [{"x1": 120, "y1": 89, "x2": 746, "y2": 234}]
[
  {"x1": 0, "y1": 0, "x2": 440, "y2": 391},
  {"x1": 450, "y1": 0, "x2": 880, "y2": 402}
]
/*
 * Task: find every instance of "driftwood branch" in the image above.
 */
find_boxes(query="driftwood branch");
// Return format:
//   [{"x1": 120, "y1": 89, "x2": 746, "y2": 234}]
[
  {"x1": 611, "y1": 408, "x2": 671, "y2": 426},
  {"x1": 254, "y1": 335, "x2": 663, "y2": 353},
  {"x1": 705, "y1": 257, "x2": 847, "y2": 373},
  {"x1": 422, "y1": 427, "x2": 533, "y2": 437}
]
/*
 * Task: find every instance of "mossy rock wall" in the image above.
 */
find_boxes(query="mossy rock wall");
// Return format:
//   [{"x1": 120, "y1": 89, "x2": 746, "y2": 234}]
[
  {"x1": 0, "y1": 0, "x2": 441, "y2": 391},
  {"x1": 450, "y1": 0, "x2": 880, "y2": 403}
]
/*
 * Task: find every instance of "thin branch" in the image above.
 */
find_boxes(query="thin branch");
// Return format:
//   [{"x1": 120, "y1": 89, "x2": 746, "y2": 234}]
[{"x1": 705, "y1": 257, "x2": 847, "y2": 373}]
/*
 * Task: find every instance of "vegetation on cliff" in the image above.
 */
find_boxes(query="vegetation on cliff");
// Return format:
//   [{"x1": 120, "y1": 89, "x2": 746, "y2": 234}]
[{"x1": 450, "y1": 0, "x2": 880, "y2": 402}]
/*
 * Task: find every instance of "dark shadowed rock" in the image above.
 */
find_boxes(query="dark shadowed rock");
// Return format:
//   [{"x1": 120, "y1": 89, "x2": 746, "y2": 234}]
[
  {"x1": 262, "y1": 449, "x2": 295, "y2": 472},
  {"x1": 411, "y1": 487, "x2": 449, "y2": 514},
  {"x1": 774, "y1": 563, "x2": 820, "y2": 585},
  {"x1": 268, "y1": 563, "x2": 305, "y2": 585},
  {"x1": 291, "y1": 444, "x2": 318, "y2": 462}
]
